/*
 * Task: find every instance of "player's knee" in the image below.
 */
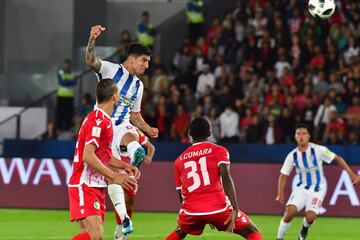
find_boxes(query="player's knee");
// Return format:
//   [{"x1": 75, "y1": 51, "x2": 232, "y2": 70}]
[
  {"x1": 305, "y1": 211, "x2": 317, "y2": 222},
  {"x1": 246, "y1": 231, "x2": 262, "y2": 240},
  {"x1": 87, "y1": 227, "x2": 103, "y2": 240},
  {"x1": 305, "y1": 215, "x2": 316, "y2": 224}
]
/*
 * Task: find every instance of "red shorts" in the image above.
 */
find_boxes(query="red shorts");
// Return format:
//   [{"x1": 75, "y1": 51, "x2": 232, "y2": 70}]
[
  {"x1": 177, "y1": 207, "x2": 250, "y2": 235},
  {"x1": 68, "y1": 184, "x2": 106, "y2": 222}
]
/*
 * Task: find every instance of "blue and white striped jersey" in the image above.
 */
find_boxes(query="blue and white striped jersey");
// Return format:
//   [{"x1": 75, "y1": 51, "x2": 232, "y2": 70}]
[
  {"x1": 280, "y1": 143, "x2": 335, "y2": 192},
  {"x1": 97, "y1": 60, "x2": 144, "y2": 125}
]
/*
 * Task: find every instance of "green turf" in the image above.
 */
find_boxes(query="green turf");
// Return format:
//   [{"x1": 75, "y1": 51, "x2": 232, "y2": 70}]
[{"x1": 0, "y1": 209, "x2": 359, "y2": 239}]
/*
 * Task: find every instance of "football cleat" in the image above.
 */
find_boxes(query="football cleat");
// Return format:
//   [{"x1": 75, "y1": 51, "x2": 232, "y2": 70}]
[
  {"x1": 298, "y1": 225, "x2": 308, "y2": 240},
  {"x1": 131, "y1": 146, "x2": 145, "y2": 168},
  {"x1": 114, "y1": 224, "x2": 128, "y2": 240},
  {"x1": 122, "y1": 217, "x2": 134, "y2": 235}
]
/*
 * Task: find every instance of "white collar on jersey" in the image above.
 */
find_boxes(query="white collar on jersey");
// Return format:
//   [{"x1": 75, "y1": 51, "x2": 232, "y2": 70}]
[
  {"x1": 94, "y1": 106, "x2": 111, "y2": 120},
  {"x1": 120, "y1": 64, "x2": 134, "y2": 77},
  {"x1": 192, "y1": 141, "x2": 210, "y2": 146},
  {"x1": 296, "y1": 142, "x2": 313, "y2": 152}
]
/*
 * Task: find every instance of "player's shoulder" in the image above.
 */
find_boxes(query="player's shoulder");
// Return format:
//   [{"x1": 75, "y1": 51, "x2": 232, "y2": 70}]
[
  {"x1": 86, "y1": 109, "x2": 111, "y2": 125},
  {"x1": 309, "y1": 142, "x2": 325, "y2": 150},
  {"x1": 206, "y1": 142, "x2": 228, "y2": 153},
  {"x1": 285, "y1": 146, "x2": 298, "y2": 159}
]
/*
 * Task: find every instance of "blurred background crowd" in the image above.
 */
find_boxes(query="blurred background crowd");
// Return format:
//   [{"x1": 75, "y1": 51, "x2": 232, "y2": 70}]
[{"x1": 51, "y1": 0, "x2": 360, "y2": 145}]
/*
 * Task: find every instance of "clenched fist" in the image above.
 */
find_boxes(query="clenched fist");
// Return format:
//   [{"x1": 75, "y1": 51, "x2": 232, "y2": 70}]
[{"x1": 90, "y1": 25, "x2": 106, "y2": 39}]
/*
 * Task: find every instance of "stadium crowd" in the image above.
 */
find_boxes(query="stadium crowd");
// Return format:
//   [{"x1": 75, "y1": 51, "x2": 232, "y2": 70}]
[{"x1": 56, "y1": 0, "x2": 360, "y2": 145}]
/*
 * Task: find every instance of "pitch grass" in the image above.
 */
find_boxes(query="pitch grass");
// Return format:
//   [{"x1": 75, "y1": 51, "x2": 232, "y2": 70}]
[{"x1": 0, "y1": 209, "x2": 359, "y2": 239}]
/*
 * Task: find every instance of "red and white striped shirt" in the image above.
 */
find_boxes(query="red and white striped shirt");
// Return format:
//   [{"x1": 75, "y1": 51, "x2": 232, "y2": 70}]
[{"x1": 68, "y1": 108, "x2": 113, "y2": 188}]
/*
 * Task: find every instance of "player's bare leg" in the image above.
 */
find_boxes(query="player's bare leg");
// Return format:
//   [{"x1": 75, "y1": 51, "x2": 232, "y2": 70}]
[
  {"x1": 121, "y1": 132, "x2": 145, "y2": 168},
  {"x1": 165, "y1": 226, "x2": 187, "y2": 240},
  {"x1": 277, "y1": 205, "x2": 297, "y2": 240},
  {"x1": 72, "y1": 215, "x2": 104, "y2": 240},
  {"x1": 236, "y1": 221, "x2": 262, "y2": 240},
  {"x1": 298, "y1": 210, "x2": 317, "y2": 240}
]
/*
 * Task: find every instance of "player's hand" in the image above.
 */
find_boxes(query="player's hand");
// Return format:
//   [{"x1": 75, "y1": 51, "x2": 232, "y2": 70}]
[
  {"x1": 351, "y1": 174, "x2": 360, "y2": 185},
  {"x1": 144, "y1": 156, "x2": 152, "y2": 165},
  {"x1": 147, "y1": 127, "x2": 159, "y2": 139},
  {"x1": 224, "y1": 209, "x2": 237, "y2": 233},
  {"x1": 126, "y1": 166, "x2": 141, "y2": 180},
  {"x1": 112, "y1": 173, "x2": 136, "y2": 191},
  {"x1": 276, "y1": 194, "x2": 285, "y2": 204},
  {"x1": 90, "y1": 25, "x2": 106, "y2": 39}
]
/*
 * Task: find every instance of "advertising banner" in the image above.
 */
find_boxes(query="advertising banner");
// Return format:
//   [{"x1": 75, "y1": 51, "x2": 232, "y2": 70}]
[{"x1": 1, "y1": 158, "x2": 359, "y2": 216}]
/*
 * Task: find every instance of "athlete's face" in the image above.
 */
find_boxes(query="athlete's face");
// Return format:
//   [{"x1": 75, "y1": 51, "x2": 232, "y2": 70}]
[
  {"x1": 131, "y1": 55, "x2": 150, "y2": 75},
  {"x1": 294, "y1": 128, "x2": 310, "y2": 146},
  {"x1": 112, "y1": 91, "x2": 119, "y2": 110}
]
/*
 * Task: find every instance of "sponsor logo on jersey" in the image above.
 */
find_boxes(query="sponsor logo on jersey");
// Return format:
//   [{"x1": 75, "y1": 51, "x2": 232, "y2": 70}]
[
  {"x1": 92, "y1": 127, "x2": 101, "y2": 137},
  {"x1": 118, "y1": 95, "x2": 134, "y2": 107},
  {"x1": 93, "y1": 201, "x2": 100, "y2": 210}
]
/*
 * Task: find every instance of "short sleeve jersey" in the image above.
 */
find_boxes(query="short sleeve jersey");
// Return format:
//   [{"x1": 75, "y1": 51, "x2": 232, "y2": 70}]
[
  {"x1": 97, "y1": 60, "x2": 144, "y2": 125},
  {"x1": 280, "y1": 142, "x2": 336, "y2": 192},
  {"x1": 174, "y1": 142, "x2": 230, "y2": 215},
  {"x1": 68, "y1": 108, "x2": 113, "y2": 188}
]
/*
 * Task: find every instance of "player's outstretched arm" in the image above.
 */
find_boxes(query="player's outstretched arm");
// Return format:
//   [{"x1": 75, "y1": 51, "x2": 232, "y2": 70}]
[
  {"x1": 219, "y1": 163, "x2": 239, "y2": 232},
  {"x1": 143, "y1": 141, "x2": 155, "y2": 164},
  {"x1": 130, "y1": 112, "x2": 159, "y2": 138},
  {"x1": 109, "y1": 155, "x2": 141, "y2": 179},
  {"x1": 83, "y1": 144, "x2": 136, "y2": 190},
  {"x1": 333, "y1": 155, "x2": 360, "y2": 184},
  {"x1": 276, "y1": 174, "x2": 288, "y2": 204},
  {"x1": 85, "y1": 25, "x2": 105, "y2": 72}
]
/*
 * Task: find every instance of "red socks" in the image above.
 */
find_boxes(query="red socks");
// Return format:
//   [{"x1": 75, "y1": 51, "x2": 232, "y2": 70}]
[
  {"x1": 115, "y1": 210, "x2": 122, "y2": 224},
  {"x1": 165, "y1": 231, "x2": 183, "y2": 240},
  {"x1": 114, "y1": 209, "x2": 133, "y2": 225},
  {"x1": 127, "y1": 209, "x2": 133, "y2": 218},
  {"x1": 72, "y1": 232, "x2": 91, "y2": 240},
  {"x1": 247, "y1": 232, "x2": 262, "y2": 240}
]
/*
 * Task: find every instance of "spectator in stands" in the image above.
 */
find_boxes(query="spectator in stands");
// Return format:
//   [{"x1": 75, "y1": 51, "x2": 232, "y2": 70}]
[
  {"x1": 219, "y1": 105, "x2": 239, "y2": 142},
  {"x1": 274, "y1": 47, "x2": 291, "y2": 79},
  {"x1": 136, "y1": 11, "x2": 156, "y2": 50},
  {"x1": 324, "y1": 110, "x2": 345, "y2": 144},
  {"x1": 278, "y1": 107, "x2": 296, "y2": 143},
  {"x1": 196, "y1": 64, "x2": 215, "y2": 98},
  {"x1": 185, "y1": 0, "x2": 204, "y2": 43},
  {"x1": 116, "y1": 30, "x2": 132, "y2": 63},
  {"x1": 246, "y1": 114, "x2": 262, "y2": 144},
  {"x1": 314, "y1": 97, "x2": 337, "y2": 142},
  {"x1": 41, "y1": 122, "x2": 58, "y2": 140},
  {"x1": 56, "y1": 59, "x2": 77, "y2": 132},
  {"x1": 75, "y1": 93, "x2": 93, "y2": 133},
  {"x1": 151, "y1": 66, "x2": 170, "y2": 97},
  {"x1": 171, "y1": 105, "x2": 191, "y2": 142},
  {"x1": 206, "y1": 106, "x2": 220, "y2": 142},
  {"x1": 156, "y1": 103, "x2": 171, "y2": 141},
  {"x1": 261, "y1": 114, "x2": 283, "y2": 144}
]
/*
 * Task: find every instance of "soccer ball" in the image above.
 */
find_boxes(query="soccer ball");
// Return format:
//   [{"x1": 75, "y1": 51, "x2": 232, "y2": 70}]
[{"x1": 308, "y1": 0, "x2": 336, "y2": 20}]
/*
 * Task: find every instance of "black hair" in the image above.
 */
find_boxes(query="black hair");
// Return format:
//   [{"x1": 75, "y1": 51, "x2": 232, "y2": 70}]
[
  {"x1": 295, "y1": 123, "x2": 311, "y2": 134},
  {"x1": 96, "y1": 79, "x2": 118, "y2": 104},
  {"x1": 126, "y1": 43, "x2": 151, "y2": 58},
  {"x1": 189, "y1": 117, "x2": 211, "y2": 141}
]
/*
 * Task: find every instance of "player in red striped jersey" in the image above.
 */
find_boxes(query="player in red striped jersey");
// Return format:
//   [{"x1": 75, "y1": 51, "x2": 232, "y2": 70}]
[
  {"x1": 68, "y1": 79, "x2": 139, "y2": 240},
  {"x1": 166, "y1": 117, "x2": 262, "y2": 240}
]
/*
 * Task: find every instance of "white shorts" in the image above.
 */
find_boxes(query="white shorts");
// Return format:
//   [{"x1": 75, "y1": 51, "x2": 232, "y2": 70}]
[
  {"x1": 286, "y1": 186, "x2": 325, "y2": 215},
  {"x1": 112, "y1": 122, "x2": 139, "y2": 158}
]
